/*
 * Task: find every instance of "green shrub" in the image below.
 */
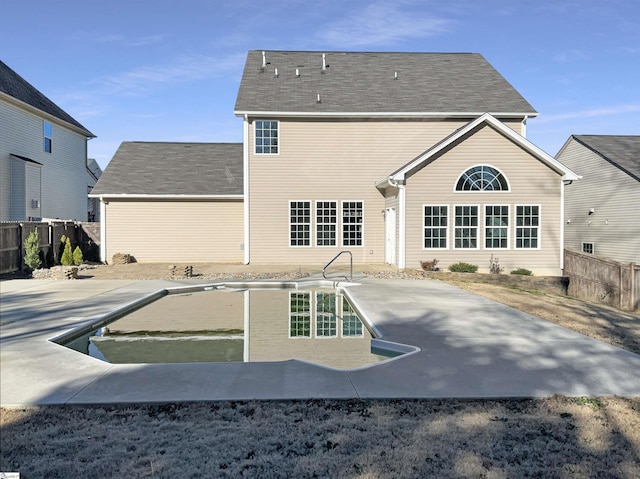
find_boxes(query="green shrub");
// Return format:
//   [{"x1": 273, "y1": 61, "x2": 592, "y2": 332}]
[
  {"x1": 72, "y1": 246, "x2": 84, "y2": 266},
  {"x1": 510, "y1": 268, "x2": 532, "y2": 276},
  {"x1": 23, "y1": 230, "x2": 42, "y2": 271},
  {"x1": 448, "y1": 262, "x2": 478, "y2": 273},
  {"x1": 61, "y1": 238, "x2": 73, "y2": 266}
]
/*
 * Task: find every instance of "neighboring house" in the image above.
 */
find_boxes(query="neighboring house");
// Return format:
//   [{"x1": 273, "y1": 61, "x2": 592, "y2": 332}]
[
  {"x1": 557, "y1": 135, "x2": 640, "y2": 264},
  {"x1": 86, "y1": 158, "x2": 103, "y2": 222},
  {"x1": 234, "y1": 51, "x2": 578, "y2": 274},
  {"x1": 90, "y1": 142, "x2": 243, "y2": 263},
  {"x1": 0, "y1": 60, "x2": 95, "y2": 221}
]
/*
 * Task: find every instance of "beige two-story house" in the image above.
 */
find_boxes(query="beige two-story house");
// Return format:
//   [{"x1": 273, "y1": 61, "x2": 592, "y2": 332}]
[{"x1": 235, "y1": 51, "x2": 578, "y2": 274}]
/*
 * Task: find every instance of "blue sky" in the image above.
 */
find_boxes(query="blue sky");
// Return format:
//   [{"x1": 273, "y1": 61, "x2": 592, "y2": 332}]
[{"x1": 4, "y1": 0, "x2": 639, "y2": 169}]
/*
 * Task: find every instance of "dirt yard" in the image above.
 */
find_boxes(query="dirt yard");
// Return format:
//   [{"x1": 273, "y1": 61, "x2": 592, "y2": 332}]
[{"x1": 2, "y1": 263, "x2": 639, "y2": 478}]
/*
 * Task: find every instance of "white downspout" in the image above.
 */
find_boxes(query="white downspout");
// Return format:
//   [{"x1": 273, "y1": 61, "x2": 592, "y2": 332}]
[
  {"x1": 243, "y1": 115, "x2": 250, "y2": 264},
  {"x1": 389, "y1": 178, "x2": 406, "y2": 269},
  {"x1": 398, "y1": 183, "x2": 406, "y2": 269},
  {"x1": 99, "y1": 198, "x2": 107, "y2": 263},
  {"x1": 521, "y1": 115, "x2": 528, "y2": 138},
  {"x1": 560, "y1": 179, "x2": 566, "y2": 273}
]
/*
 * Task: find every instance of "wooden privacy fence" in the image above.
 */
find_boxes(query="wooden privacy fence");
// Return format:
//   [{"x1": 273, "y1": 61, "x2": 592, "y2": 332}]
[
  {"x1": 0, "y1": 221, "x2": 100, "y2": 274},
  {"x1": 564, "y1": 249, "x2": 639, "y2": 312}
]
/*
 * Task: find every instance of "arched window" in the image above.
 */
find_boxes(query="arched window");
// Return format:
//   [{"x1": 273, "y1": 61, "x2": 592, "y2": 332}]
[{"x1": 455, "y1": 165, "x2": 509, "y2": 191}]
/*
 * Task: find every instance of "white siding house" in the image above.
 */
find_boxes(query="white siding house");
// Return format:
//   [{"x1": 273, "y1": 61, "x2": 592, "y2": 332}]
[{"x1": 0, "y1": 61, "x2": 95, "y2": 221}]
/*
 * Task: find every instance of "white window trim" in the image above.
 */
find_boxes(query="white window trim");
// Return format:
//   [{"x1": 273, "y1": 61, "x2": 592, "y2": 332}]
[
  {"x1": 254, "y1": 119, "x2": 279, "y2": 155},
  {"x1": 484, "y1": 204, "x2": 510, "y2": 250},
  {"x1": 315, "y1": 200, "x2": 338, "y2": 248},
  {"x1": 422, "y1": 204, "x2": 449, "y2": 250},
  {"x1": 453, "y1": 164, "x2": 511, "y2": 193},
  {"x1": 288, "y1": 291, "x2": 312, "y2": 339},
  {"x1": 581, "y1": 242, "x2": 595, "y2": 255},
  {"x1": 453, "y1": 204, "x2": 480, "y2": 250},
  {"x1": 339, "y1": 294, "x2": 365, "y2": 338},
  {"x1": 43, "y1": 120, "x2": 52, "y2": 153},
  {"x1": 315, "y1": 291, "x2": 338, "y2": 339},
  {"x1": 341, "y1": 200, "x2": 364, "y2": 248},
  {"x1": 514, "y1": 204, "x2": 542, "y2": 250},
  {"x1": 289, "y1": 200, "x2": 312, "y2": 248}
]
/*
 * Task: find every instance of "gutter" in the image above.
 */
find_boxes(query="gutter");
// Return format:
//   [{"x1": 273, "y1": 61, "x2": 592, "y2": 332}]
[{"x1": 234, "y1": 110, "x2": 539, "y2": 119}]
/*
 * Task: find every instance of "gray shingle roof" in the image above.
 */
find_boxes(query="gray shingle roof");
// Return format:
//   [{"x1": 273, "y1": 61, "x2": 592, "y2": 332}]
[
  {"x1": 0, "y1": 60, "x2": 94, "y2": 136},
  {"x1": 235, "y1": 51, "x2": 537, "y2": 115},
  {"x1": 91, "y1": 142, "x2": 243, "y2": 196},
  {"x1": 572, "y1": 135, "x2": 640, "y2": 182}
]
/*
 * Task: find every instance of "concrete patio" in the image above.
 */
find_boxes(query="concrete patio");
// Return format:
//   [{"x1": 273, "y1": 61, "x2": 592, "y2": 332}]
[{"x1": 1, "y1": 276, "x2": 639, "y2": 406}]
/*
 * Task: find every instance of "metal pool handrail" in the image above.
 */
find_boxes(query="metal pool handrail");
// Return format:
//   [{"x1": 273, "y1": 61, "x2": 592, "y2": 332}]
[{"x1": 322, "y1": 251, "x2": 352, "y2": 282}]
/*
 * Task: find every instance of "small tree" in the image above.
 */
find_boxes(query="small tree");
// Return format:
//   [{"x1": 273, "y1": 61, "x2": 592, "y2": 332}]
[
  {"x1": 72, "y1": 246, "x2": 84, "y2": 266},
  {"x1": 23, "y1": 230, "x2": 42, "y2": 271},
  {"x1": 61, "y1": 238, "x2": 74, "y2": 266}
]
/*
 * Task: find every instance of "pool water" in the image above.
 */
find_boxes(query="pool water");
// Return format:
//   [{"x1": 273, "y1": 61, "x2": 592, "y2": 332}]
[{"x1": 61, "y1": 286, "x2": 399, "y2": 370}]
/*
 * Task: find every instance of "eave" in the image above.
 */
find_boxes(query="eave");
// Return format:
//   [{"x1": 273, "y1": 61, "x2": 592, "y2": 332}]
[
  {"x1": 234, "y1": 110, "x2": 538, "y2": 119},
  {"x1": 379, "y1": 113, "x2": 579, "y2": 184},
  {"x1": 88, "y1": 194, "x2": 244, "y2": 200},
  {"x1": 0, "y1": 91, "x2": 96, "y2": 138}
]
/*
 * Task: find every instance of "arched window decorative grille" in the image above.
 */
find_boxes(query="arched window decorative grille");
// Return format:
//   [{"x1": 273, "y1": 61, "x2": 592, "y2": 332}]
[{"x1": 455, "y1": 166, "x2": 509, "y2": 191}]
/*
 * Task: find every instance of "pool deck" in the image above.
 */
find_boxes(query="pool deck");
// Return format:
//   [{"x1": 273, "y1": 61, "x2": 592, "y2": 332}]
[{"x1": 1, "y1": 276, "x2": 640, "y2": 405}]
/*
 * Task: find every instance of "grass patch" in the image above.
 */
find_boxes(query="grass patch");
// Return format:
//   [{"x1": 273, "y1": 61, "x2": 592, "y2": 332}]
[{"x1": 2, "y1": 397, "x2": 639, "y2": 478}]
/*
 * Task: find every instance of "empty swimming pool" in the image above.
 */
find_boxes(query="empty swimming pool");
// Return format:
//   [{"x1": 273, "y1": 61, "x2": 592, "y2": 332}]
[{"x1": 57, "y1": 282, "x2": 410, "y2": 370}]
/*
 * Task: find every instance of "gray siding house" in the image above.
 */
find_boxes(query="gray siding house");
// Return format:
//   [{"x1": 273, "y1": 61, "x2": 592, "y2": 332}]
[
  {"x1": 0, "y1": 60, "x2": 95, "y2": 221},
  {"x1": 558, "y1": 135, "x2": 640, "y2": 264},
  {"x1": 90, "y1": 142, "x2": 244, "y2": 263}
]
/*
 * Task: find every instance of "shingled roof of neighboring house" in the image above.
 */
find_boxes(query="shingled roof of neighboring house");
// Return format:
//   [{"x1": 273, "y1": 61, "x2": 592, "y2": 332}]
[
  {"x1": 572, "y1": 135, "x2": 640, "y2": 182},
  {"x1": 0, "y1": 60, "x2": 94, "y2": 136},
  {"x1": 235, "y1": 51, "x2": 537, "y2": 116},
  {"x1": 91, "y1": 142, "x2": 243, "y2": 196}
]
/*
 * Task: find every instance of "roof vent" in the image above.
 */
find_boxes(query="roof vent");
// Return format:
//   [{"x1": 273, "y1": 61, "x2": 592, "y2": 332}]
[
  {"x1": 261, "y1": 51, "x2": 266, "y2": 69},
  {"x1": 317, "y1": 93, "x2": 321, "y2": 103},
  {"x1": 296, "y1": 68, "x2": 300, "y2": 77},
  {"x1": 394, "y1": 71, "x2": 398, "y2": 80},
  {"x1": 274, "y1": 68, "x2": 279, "y2": 78},
  {"x1": 321, "y1": 53, "x2": 329, "y2": 72}
]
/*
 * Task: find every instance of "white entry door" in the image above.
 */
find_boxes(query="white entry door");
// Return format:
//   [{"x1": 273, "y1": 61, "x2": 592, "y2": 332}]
[{"x1": 385, "y1": 207, "x2": 396, "y2": 265}]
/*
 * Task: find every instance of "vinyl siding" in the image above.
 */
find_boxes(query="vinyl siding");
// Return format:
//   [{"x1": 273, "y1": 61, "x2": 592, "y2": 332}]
[
  {"x1": 0, "y1": 99, "x2": 88, "y2": 221},
  {"x1": 25, "y1": 162, "x2": 42, "y2": 220},
  {"x1": 405, "y1": 125, "x2": 564, "y2": 275},
  {"x1": 560, "y1": 140, "x2": 640, "y2": 264},
  {"x1": 247, "y1": 118, "x2": 524, "y2": 264},
  {"x1": 104, "y1": 199, "x2": 243, "y2": 263}
]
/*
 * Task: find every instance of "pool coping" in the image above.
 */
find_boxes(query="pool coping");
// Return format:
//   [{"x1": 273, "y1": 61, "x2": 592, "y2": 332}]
[
  {"x1": 2, "y1": 277, "x2": 640, "y2": 405},
  {"x1": 49, "y1": 279, "x2": 421, "y2": 373}
]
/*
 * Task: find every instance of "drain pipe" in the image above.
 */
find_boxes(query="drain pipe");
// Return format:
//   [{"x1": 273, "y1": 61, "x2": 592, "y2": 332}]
[{"x1": 389, "y1": 179, "x2": 406, "y2": 269}]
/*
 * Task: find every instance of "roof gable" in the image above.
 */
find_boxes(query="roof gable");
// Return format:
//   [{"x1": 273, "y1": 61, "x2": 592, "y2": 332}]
[
  {"x1": 570, "y1": 135, "x2": 640, "y2": 182},
  {"x1": 235, "y1": 51, "x2": 537, "y2": 117},
  {"x1": 91, "y1": 142, "x2": 243, "y2": 197},
  {"x1": 0, "y1": 60, "x2": 94, "y2": 137},
  {"x1": 380, "y1": 113, "x2": 579, "y2": 185}
]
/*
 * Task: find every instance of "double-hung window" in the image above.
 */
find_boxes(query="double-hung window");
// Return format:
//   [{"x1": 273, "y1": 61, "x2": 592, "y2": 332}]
[
  {"x1": 424, "y1": 205, "x2": 448, "y2": 248},
  {"x1": 44, "y1": 121, "x2": 52, "y2": 153},
  {"x1": 515, "y1": 205, "x2": 540, "y2": 248},
  {"x1": 342, "y1": 201, "x2": 363, "y2": 247},
  {"x1": 289, "y1": 292, "x2": 311, "y2": 338},
  {"x1": 316, "y1": 201, "x2": 337, "y2": 246},
  {"x1": 454, "y1": 205, "x2": 479, "y2": 249},
  {"x1": 316, "y1": 292, "x2": 337, "y2": 337},
  {"x1": 255, "y1": 120, "x2": 278, "y2": 154},
  {"x1": 290, "y1": 201, "x2": 311, "y2": 247},
  {"x1": 485, "y1": 205, "x2": 509, "y2": 249}
]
